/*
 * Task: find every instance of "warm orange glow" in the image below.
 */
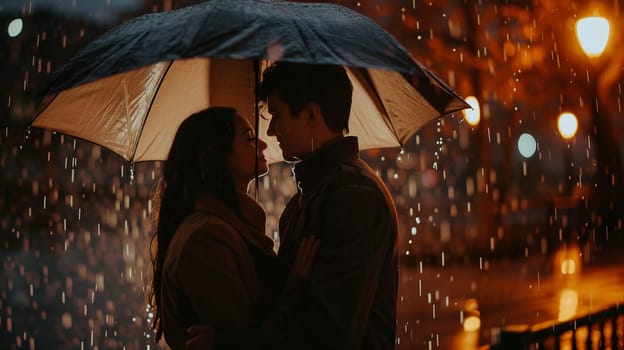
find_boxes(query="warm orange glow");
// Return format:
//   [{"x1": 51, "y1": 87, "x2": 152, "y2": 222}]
[
  {"x1": 463, "y1": 316, "x2": 481, "y2": 332},
  {"x1": 560, "y1": 258, "x2": 576, "y2": 275},
  {"x1": 558, "y1": 289, "x2": 578, "y2": 321},
  {"x1": 462, "y1": 298, "x2": 481, "y2": 332},
  {"x1": 575, "y1": 17, "x2": 610, "y2": 58}
]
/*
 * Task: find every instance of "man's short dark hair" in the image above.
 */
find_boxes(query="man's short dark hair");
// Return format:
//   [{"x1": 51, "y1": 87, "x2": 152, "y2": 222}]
[{"x1": 258, "y1": 62, "x2": 353, "y2": 132}]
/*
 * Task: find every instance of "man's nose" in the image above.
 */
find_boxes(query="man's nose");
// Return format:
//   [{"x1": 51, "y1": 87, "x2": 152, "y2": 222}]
[{"x1": 259, "y1": 138, "x2": 268, "y2": 151}]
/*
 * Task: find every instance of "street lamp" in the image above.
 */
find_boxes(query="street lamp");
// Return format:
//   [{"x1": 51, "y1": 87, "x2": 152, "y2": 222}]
[
  {"x1": 557, "y1": 112, "x2": 578, "y2": 196},
  {"x1": 575, "y1": 17, "x2": 610, "y2": 58},
  {"x1": 573, "y1": 15, "x2": 622, "y2": 238},
  {"x1": 554, "y1": 112, "x2": 581, "y2": 277}
]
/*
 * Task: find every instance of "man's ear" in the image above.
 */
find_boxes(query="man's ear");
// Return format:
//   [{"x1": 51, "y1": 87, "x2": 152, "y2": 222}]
[{"x1": 304, "y1": 102, "x2": 322, "y2": 123}]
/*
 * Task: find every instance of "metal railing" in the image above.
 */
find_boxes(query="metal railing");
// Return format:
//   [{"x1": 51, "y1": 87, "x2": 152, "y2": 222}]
[{"x1": 490, "y1": 304, "x2": 623, "y2": 349}]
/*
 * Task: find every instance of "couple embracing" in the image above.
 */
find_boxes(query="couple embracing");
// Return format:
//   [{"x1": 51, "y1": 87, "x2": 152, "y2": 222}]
[{"x1": 148, "y1": 62, "x2": 399, "y2": 350}]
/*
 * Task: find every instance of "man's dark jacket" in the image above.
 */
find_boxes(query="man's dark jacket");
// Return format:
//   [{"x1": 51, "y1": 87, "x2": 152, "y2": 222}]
[{"x1": 276, "y1": 136, "x2": 399, "y2": 350}]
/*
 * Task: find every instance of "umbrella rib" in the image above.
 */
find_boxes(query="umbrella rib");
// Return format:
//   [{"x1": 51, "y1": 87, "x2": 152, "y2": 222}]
[
  {"x1": 30, "y1": 93, "x2": 59, "y2": 125},
  {"x1": 253, "y1": 59, "x2": 260, "y2": 201},
  {"x1": 129, "y1": 60, "x2": 174, "y2": 163}
]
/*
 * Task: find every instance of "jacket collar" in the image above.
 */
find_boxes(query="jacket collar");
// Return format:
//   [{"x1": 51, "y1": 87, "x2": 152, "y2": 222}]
[
  {"x1": 194, "y1": 191, "x2": 275, "y2": 256},
  {"x1": 294, "y1": 136, "x2": 359, "y2": 194}
]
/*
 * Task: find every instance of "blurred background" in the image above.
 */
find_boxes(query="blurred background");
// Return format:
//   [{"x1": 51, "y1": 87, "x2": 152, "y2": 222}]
[{"x1": 1, "y1": 0, "x2": 623, "y2": 349}]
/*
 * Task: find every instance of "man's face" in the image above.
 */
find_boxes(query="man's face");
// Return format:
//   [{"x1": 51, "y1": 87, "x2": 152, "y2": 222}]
[{"x1": 266, "y1": 92, "x2": 311, "y2": 162}]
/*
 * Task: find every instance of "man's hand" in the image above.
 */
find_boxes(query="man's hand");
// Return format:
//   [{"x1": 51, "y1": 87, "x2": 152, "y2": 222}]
[{"x1": 185, "y1": 325, "x2": 215, "y2": 350}]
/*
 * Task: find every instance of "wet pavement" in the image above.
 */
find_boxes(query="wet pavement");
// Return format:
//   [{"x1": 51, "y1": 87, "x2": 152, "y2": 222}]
[{"x1": 395, "y1": 242, "x2": 624, "y2": 349}]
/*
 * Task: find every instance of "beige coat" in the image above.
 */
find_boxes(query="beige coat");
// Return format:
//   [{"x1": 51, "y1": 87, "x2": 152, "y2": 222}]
[{"x1": 160, "y1": 192, "x2": 275, "y2": 350}]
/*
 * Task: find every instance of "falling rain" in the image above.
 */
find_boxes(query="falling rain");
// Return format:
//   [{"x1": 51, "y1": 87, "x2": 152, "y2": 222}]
[{"x1": 1, "y1": 1, "x2": 623, "y2": 349}]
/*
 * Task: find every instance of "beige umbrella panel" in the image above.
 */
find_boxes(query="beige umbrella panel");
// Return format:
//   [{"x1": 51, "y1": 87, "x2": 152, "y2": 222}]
[{"x1": 33, "y1": 58, "x2": 464, "y2": 163}]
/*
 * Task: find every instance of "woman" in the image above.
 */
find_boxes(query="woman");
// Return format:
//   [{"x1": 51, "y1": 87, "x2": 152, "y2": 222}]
[{"x1": 148, "y1": 107, "x2": 316, "y2": 349}]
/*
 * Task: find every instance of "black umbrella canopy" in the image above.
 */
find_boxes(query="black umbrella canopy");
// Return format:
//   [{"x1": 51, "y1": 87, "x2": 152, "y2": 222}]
[
  {"x1": 33, "y1": 0, "x2": 469, "y2": 163},
  {"x1": 46, "y1": 0, "x2": 448, "y2": 95}
]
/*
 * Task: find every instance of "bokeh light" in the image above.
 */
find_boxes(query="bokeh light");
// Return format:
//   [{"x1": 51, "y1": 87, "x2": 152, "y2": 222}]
[
  {"x1": 7, "y1": 18, "x2": 23, "y2": 38},
  {"x1": 557, "y1": 112, "x2": 578, "y2": 139},
  {"x1": 463, "y1": 96, "x2": 480, "y2": 126},
  {"x1": 561, "y1": 258, "x2": 576, "y2": 275},
  {"x1": 517, "y1": 133, "x2": 537, "y2": 158},
  {"x1": 463, "y1": 316, "x2": 481, "y2": 332}
]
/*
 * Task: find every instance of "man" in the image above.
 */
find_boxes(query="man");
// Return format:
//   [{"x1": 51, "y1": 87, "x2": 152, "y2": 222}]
[{"x1": 188, "y1": 62, "x2": 399, "y2": 349}]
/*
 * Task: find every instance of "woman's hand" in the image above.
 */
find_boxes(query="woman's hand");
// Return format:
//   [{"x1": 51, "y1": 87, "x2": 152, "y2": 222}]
[
  {"x1": 291, "y1": 235, "x2": 320, "y2": 278},
  {"x1": 185, "y1": 325, "x2": 215, "y2": 350}
]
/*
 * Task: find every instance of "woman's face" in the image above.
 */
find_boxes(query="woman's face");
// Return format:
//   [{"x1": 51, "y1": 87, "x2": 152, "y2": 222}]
[{"x1": 227, "y1": 113, "x2": 269, "y2": 189}]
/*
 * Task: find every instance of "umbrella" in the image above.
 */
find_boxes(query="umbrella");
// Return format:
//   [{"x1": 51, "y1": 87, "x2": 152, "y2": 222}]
[{"x1": 32, "y1": 0, "x2": 469, "y2": 164}]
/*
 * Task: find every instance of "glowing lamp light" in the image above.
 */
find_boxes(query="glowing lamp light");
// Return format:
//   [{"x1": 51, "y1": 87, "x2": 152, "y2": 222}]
[
  {"x1": 557, "y1": 112, "x2": 578, "y2": 139},
  {"x1": 8, "y1": 18, "x2": 23, "y2": 38},
  {"x1": 576, "y1": 17, "x2": 610, "y2": 58},
  {"x1": 463, "y1": 96, "x2": 480, "y2": 126}
]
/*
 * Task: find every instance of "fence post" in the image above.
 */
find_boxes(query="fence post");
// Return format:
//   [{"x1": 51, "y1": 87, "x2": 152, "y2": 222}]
[{"x1": 492, "y1": 325, "x2": 530, "y2": 350}]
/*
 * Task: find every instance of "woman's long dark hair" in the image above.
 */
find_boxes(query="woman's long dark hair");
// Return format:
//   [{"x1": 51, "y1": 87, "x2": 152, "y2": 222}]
[{"x1": 148, "y1": 107, "x2": 240, "y2": 341}]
